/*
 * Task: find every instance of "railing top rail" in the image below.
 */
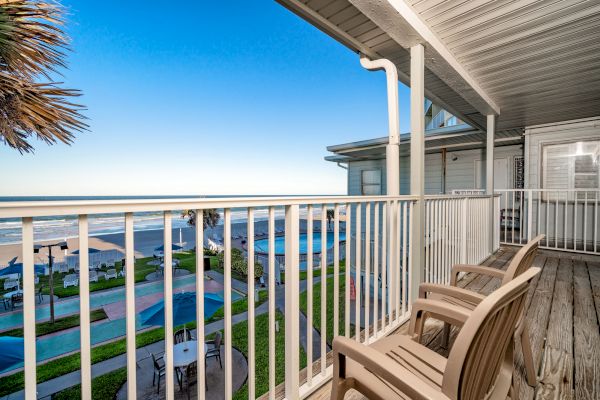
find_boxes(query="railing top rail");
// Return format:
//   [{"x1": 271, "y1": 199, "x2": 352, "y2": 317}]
[
  {"x1": 424, "y1": 194, "x2": 498, "y2": 200},
  {"x1": 494, "y1": 189, "x2": 600, "y2": 192},
  {"x1": 0, "y1": 195, "x2": 418, "y2": 218}
]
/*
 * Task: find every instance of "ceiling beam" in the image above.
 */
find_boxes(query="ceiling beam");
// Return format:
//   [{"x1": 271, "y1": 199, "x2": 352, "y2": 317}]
[{"x1": 348, "y1": 0, "x2": 500, "y2": 116}]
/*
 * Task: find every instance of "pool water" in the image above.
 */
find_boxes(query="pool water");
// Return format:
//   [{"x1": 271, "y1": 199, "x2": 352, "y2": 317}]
[{"x1": 254, "y1": 231, "x2": 346, "y2": 255}]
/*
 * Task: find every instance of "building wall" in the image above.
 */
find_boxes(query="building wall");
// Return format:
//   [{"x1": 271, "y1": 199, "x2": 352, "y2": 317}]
[{"x1": 347, "y1": 144, "x2": 523, "y2": 195}]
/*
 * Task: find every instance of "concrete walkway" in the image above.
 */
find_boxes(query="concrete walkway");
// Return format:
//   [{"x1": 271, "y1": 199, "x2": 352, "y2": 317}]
[{"x1": 2, "y1": 273, "x2": 332, "y2": 399}]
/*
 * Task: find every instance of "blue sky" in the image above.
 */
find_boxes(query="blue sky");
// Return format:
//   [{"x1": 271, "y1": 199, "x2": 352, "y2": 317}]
[{"x1": 0, "y1": 1, "x2": 411, "y2": 196}]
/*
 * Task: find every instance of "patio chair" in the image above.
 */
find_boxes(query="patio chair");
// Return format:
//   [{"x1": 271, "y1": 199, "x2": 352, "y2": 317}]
[
  {"x1": 205, "y1": 331, "x2": 222, "y2": 368},
  {"x1": 174, "y1": 328, "x2": 193, "y2": 344},
  {"x1": 63, "y1": 274, "x2": 79, "y2": 288},
  {"x1": 151, "y1": 352, "x2": 166, "y2": 394},
  {"x1": 181, "y1": 361, "x2": 198, "y2": 399},
  {"x1": 331, "y1": 267, "x2": 540, "y2": 400},
  {"x1": 105, "y1": 269, "x2": 118, "y2": 281},
  {"x1": 2, "y1": 297, "x2": 10, "y2": 310},
  {"x1": 11, "y1": 292, "x2": 23, "y2": 310},
  {"x1": 411, "y1": 234, "x2": 544, "y2": 386},
  {"x1": 89, "y1": 270, "x2": 98, "y2": 283}
]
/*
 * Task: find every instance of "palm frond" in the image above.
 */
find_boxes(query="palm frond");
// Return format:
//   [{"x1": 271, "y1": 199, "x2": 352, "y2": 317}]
[{"x1": 0, "y1": 0, "x2": 87, "y2": 153}]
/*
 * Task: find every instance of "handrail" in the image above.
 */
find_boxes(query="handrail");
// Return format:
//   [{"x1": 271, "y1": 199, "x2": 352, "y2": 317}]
[{"x1": 0, "y1": 195, "x2": 419, "y2": 218}]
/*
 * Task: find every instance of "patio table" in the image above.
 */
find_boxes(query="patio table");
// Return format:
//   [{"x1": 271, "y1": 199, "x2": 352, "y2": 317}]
[{"x1": 173, "y1": 340, "x2": 208, "y2": 368}]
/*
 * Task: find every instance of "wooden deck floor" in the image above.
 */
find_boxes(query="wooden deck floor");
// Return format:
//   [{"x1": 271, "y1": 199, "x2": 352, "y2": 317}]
[{"x1": 308, "y1": 246, "x2": 600, "y2": 400}]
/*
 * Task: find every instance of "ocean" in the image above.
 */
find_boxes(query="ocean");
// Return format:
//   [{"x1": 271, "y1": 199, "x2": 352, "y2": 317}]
[{"x1": 0, "y1": 195, "x2": 298, "y2": 245}]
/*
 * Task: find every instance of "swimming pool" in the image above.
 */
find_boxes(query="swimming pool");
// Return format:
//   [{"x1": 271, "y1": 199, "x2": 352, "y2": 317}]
[{"x1": 254, "y1": 231, "x2": 346, "y2": 255}]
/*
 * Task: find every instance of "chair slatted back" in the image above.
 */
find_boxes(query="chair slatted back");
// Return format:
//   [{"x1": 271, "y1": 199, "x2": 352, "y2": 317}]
[
  {"x1": 174, "y1": 329, "x2": 192, "y2": 344},
  {"x1": 443, "y1": 267, "x2": 540, "y2": 400},
  {"x1": 502, "y1": 234, "x2": 544, "y2": 285}
]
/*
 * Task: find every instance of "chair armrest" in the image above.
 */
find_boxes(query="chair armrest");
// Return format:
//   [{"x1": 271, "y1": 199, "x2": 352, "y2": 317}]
[
  {"x1": 419, "y1": 283, "x2": 486, "y2": 306},
  {"x1": 450, "y1": 264, "x2": 506, "y2": 286},
  {"x1": 408, "y1": 298, "x2": 471, "y2": 338},
  {"x1": 333, "y1": 336, "x2": 450, "y2": 400}
]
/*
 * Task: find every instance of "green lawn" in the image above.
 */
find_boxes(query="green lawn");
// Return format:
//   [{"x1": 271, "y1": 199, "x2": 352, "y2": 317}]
[
  {"x1": 218, "y1": 311, "x2": 307, "y2": 400},
  {"x1": 280, "y1": 260, "x2": 346, "y2": 283},
  {"x1": 0, "y1": 309, "x2": 107, "y2": 337},
  {"x1": 299, "y1": 277, "x2": 353, "y2": 345},
  {"x1": 207, "y1": 289, "x2": 268, "y2": 324},
  {"x1": 0, "y1": 285, "x2": 259, "y2": 397},
  {"x1": 52, "y1": 367, "x2": 127, "y2": 400},
  {"x1": 36, "y1": 252, "x2": 219, "y2": 298}
]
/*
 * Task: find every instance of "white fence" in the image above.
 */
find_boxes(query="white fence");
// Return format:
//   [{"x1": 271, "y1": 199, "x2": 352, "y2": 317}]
[
  {"x1": 424, "y1": 195, "x2": 499, "y2": 285},
  {"x1": 496, "y1": 189, "x2": 600, "y2": 255}
]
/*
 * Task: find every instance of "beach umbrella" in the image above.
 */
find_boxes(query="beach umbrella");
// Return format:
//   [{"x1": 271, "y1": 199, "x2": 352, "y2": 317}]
[
  {"x1": 71, "y1": 248, "x2": 101, "y2": 254},
  {"x1": 0, "y1": 263, "x2": 45, "y2": 277},
  {"x1": 0, "y1": 337, "x2": 24, "y2": 372},
  {"x1": 154, "y1": 244, "x2": 183, "y2": 253},
  {"x1": 140, "y1": 292, "x2": 224, "y2": 327}
]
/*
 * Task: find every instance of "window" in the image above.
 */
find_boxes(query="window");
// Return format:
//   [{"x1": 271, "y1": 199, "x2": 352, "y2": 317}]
[
  {"x1": 542, "y1": 140, "x2": 599, "y2": 200},
  {"x1": 361, "y1": 169, "x2": 381, "y2": 195}
]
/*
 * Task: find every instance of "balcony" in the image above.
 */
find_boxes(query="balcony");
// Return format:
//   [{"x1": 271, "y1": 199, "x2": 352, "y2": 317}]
[{"x1": 0, "y1": 192, "x2": 597, "y2": 399}]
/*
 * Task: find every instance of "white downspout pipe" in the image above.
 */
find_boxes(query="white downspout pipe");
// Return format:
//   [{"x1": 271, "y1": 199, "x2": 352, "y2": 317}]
[{"x1": 359, "y1": 54, "x2": 400, "y2": 196}]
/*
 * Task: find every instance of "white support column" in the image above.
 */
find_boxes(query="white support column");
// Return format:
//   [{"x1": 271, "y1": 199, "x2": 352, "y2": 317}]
[
  {"x1": 359, "y1": 55, "x2": 400, "y2": 195},
  {"x1": 78, "y1": 215, "x2": 92, "y2": 400},
  {"x1": 486, "y1": 114, "x2": 496, "y2": 253},
  {"x1": 21, "y1": 217, "x2": 36, "y2": 400},
  {"x1": 409, "y1": 44, "x2": 425, "y2": 303},
  {"x1": 284, "y1": 204, "x2": 300, "y2": 399}
]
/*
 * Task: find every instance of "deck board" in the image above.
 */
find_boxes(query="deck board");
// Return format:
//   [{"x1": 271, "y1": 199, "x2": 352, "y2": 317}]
[
  {"x1": 304, "y1": 247, "x2": 600, "y2": 400},
  {"x1": 572, "y1": 260, "x2": 600, "y2": 399}
]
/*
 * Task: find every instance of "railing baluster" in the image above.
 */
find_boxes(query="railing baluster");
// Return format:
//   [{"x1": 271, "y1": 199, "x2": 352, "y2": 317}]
[
  {"x1": 22, "y1": 217, "x2": 36, "y2": 400},
  {"x1": 574, "y1": 193, "x2": 578, "y2": 251},
  {"x1": 344, "y1": 203, "x2": 351, "y2": 338},
  {"x1": 564, "y1": 194, "x2": 568, "y2": 250},
  {"x1": 595, "y1": 193, "x2": 598, "y2": 253},
  {"x1": 402, "y1": 202, "x2": 408, "y2": 314},
  {"x1": 555, "y1": 192, "x2": 559, "y2": 249},
  {"x1": 425, "y1": 200, "x2": 430, "y2": 282},
  {"x1": 78, "y1": 215, "x2": 92, "y2": 399},
  {"x1": 163, "y1": 212, "x2": 174, "y2": 400},
  {"x1": 306, "y1": 204, "x2": 313, "y2": 383},
  {"x1": 284, "y1": 204, "x2": 300, "y2": 399},
  {"x1": 355, "y1": 203, "x2": 361, "y2": 341},
  {"x1": 372, "y1": 202, "x2": 379, "y2": 337},
  {"x1": 246, "y1": 209, "x2": 254, "y2": 400},
  {"x1": 381, "y1": 202, "x2": 387, "y2": 332},
  {"x1": 334, "y1": 204, "x2": 340, "y2": 339},
  {"x1": 196, "y1": 210, "x2": 206, "y2": 399},
  {"x1": 224, "y1": 209, "x2": 233, "y2": 399},
  {"x1": 408, "y1": 201, "x2": 414, "y2": 311},
  {"x1": 320, "y1": 204, "x2": 327, "y2": 373},
  {"x1": 124, "y1": 212, "x2": 136, "y2": 399},
  {"x1": 268, "y1": 206, "x2": 276, "y2": 400},
  {"x1": 395, "y1": 201, "x2": 401, "y2": 321},
  {"x1": 584, "y1": 192, "x2": 588, "y2": 252},
  {"x1": 364, "y1": 202, "x2": 370, "y2": 343}
]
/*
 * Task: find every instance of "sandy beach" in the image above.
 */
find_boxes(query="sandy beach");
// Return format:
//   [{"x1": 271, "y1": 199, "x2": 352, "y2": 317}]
[{"x1": 0, "y1": 217, "x2": 334, "y2": 265}]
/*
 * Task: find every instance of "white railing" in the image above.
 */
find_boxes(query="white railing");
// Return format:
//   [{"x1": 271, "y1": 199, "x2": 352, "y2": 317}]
[
  {"x1": 0, "y1": 195, "x2": 421, "y2": 400},
  {"x1": 496, "y1": 189, "x2": 600, "y2": 255},
  {"x1": 423, "y1": 195, "x2": 499, "y2": 285}
]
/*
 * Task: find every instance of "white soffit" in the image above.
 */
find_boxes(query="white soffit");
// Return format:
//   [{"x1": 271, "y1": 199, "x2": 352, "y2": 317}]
[{"x1": 277, "y1": 0, "x2": 600, "y2": 131}]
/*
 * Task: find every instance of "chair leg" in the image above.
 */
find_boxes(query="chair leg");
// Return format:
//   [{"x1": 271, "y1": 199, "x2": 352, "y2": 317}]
[
  {"x1": 153, "y1": 371, "x2": 156, "y2": 386},
  {"x1": 520, "y1": 324, "x2": 537, "y2": 386}
]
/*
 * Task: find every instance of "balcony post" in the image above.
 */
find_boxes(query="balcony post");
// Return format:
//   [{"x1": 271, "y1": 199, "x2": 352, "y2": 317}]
[
  {"x1": 410, "y1": 44, "x2": 425, "y2": 303},
  {"x1": 284, "y1": 204, "x2": 300, "y2": 399},
  {"x1": 486, "y1": 114, "x2": 496, "y2": 254}
]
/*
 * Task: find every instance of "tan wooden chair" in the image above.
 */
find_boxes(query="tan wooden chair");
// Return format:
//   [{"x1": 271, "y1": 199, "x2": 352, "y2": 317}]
[
  {"x1": 410, "y1": 234, "x2": 544, "y2": 387},
  {"x1": 331, "y1": 267, "x2": 540, "y2": 400}
]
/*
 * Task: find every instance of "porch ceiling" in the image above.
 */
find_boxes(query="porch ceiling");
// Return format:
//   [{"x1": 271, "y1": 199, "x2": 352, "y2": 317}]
[{"x1": 277, "y1": 0, "x2": 600, "y2": 131}]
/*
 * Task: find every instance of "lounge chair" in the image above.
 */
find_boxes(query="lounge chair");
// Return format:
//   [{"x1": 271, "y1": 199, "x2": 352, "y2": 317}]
[
  {"x1": 63, "y1": 274, "x2": 79, "y2": 288},
  {"x1": 104, "y1": 268, "x2": 117, "y2": 281},
  {"x1": 331, "y1": 267, "x2": 540, "y2": 400},
  {"x1": 411, "y1": 234, "x2": 544, "y2": 386},
  {"x1": 89, "y1": 270, "x2": 98, "y2": 283}
]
